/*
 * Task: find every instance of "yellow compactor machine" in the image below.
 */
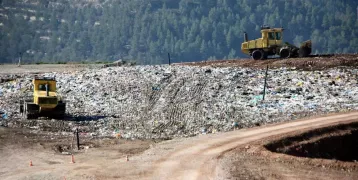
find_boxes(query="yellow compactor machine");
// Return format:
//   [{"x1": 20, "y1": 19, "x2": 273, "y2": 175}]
[
  {"x1": 241, "y1": 26, "x2": 312, "y2": 60},
  {"x1": 20, "y1": 77, "x2": 66, "y2": 119}
]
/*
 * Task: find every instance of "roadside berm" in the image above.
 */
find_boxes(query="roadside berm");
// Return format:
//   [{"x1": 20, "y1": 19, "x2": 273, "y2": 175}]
[{"x1": 265, "y1": 121, "x2": 358, "y2": 162}]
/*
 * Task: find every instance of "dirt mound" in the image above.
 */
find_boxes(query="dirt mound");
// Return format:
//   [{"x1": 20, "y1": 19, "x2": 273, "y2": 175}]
[
  {"x1": 178, "y1": 54, "x2": 358, "y2": 70},
  {"x1": 265, "y1": 122, "x2": 358, "y2": 162}
]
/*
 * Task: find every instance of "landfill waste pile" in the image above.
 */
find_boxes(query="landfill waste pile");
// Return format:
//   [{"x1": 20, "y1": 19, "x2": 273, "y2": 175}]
[
  {"x1": 102, "y1": 59, "x2": 136, "y2": 68},
  {"x1": 1, "y1": 65, "x2": 358, "y2": 139}
]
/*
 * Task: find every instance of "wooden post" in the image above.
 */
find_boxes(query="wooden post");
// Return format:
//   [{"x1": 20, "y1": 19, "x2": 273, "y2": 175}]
[
  {"x1": 18, "y1": 52, "x2": 22, "y2": 67},
  {"x1": 76, "y1": 128, "x2": 80, "y2": 150},
  {"x1": 168, "y1": 53, "x2": 171, "y2": 65},
  {"x1": 263, "y1": 65, "x2": 269, "y2": 101}
]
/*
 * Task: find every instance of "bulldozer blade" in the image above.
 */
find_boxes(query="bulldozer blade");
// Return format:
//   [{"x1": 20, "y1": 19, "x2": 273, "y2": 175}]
[
  {"x1": 300, "y1": 40, "x2": 312, "y2": 49},
  {"x1": 299, "y1": 40, "x2": 312, "y2": 57},
  {"x1": 39, "y1": 103, "x2": 66, "y2": 119}
]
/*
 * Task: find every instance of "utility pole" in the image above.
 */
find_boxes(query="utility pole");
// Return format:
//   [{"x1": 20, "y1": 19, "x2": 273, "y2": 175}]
[
  {"x1": 18, "y1": 52, "x2": 22, "y2": 67},
  {"x1": 263, "y1": 65, "x2": 269, "y2": 101},
  {"x1": 76, "y1": 128, "x2": 80, "y2": 150},
  {"x1": 168, "y1": 53, "x2": 171, "y2": 65}
]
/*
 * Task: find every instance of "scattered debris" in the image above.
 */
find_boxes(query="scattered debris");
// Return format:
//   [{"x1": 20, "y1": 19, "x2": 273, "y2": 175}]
[
  {"x1": 102, "y1": 60, "x2": 136, "y2": 68},
  {"x1": 1, "y1": 61, "x2": 358, "y2": 139}
]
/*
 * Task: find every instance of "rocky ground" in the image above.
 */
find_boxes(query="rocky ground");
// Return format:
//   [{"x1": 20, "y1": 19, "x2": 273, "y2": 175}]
[{"x1": 1, "y1": 55, "x2": 358, "y2": 140}]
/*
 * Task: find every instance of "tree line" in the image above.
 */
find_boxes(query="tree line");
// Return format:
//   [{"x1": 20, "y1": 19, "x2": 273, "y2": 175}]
[{"x1": 1, "y1": 0, "x2": 357, "y2": 64}]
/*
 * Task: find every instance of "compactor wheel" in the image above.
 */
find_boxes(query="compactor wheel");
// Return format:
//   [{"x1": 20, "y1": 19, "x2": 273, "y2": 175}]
[
  {"x1": 280, "y1": 48, "x2": 291, "y2": 59},
  {"x1": 252, "y1": 50, "x2": 264, "y2": 60}
]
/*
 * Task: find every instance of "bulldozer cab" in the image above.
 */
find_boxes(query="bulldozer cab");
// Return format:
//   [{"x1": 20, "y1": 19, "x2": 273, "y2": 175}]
[
  {"x1": 261, "y1": 27, "x2": 284, "y2": 48},
  {"x1": 241, "y1": 27, "x2": 285, "y2": 55},
  {"x1": 33, "y1": 77, "x2": 59, "y2": 108},
  {"x1": 33, "y1": 78, "x2": 56, "y2": 92},
  {"x1": 38, "y1": 84, "x2": 48, "y2": 91}
]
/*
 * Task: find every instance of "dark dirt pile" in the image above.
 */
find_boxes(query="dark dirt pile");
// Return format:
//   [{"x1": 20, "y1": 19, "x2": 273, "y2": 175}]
[
  {"x1": 265, "y1": 122, "x2": 358, "y2": 162},
  {"x1": 179, "y1": 54, "x2": 358, "y2": 70}
]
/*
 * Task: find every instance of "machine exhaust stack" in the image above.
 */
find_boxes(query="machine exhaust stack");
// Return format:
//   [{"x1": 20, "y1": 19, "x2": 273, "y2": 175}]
[
  {"x1": 244, "y1": 32, "x2": 248, "y2": 42},
  {"x1": 45, "y1": 84, "x2": 49, "y2": 96}
]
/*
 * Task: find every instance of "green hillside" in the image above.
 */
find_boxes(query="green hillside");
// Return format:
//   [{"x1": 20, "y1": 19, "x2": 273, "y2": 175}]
[{"x1": 1, "y1": 0, "x2": 357, "y2": 64}]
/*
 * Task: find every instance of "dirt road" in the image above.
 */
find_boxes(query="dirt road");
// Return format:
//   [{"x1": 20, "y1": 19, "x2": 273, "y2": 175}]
[
  {"x1": 1, "y1": 112, "x2": 358, "y2": 180},
  {"x1": 150, "y1": 112, "x2": 358, "y2": 180},
  {"x1": 0, "y1": 64, "x2": 101, "y2": 74}
]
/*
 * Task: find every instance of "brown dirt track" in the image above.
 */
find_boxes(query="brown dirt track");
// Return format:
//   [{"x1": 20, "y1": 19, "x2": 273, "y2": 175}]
[
  {"x1": 178, "y1": 54, "x2": 358, "y2": 70},
  {"x1": 151, "y1": 112, "x2": 358, "y2": 180}
]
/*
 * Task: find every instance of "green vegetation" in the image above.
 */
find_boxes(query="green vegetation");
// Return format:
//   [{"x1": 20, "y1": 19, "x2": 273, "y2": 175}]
[{"x1": 1, "y1": 0, "x2": 357, "y2": 64}]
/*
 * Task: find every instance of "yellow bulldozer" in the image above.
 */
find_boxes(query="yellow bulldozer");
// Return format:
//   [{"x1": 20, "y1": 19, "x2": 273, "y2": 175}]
[
  {"x1": 241, "y1": 26, "x2": 312, "y2": 60},
  {"x1": 20, "y1": 77, "x2": 66, "y2": 119}
]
